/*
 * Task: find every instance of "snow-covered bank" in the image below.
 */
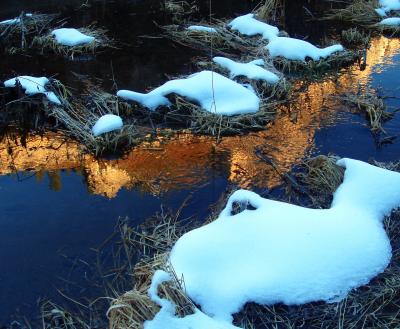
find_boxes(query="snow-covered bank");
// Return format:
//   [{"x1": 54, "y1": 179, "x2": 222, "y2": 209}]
[
  {"x1": 117, "y1": 71, "x2": 260, "y2": 116},
  {"x1": 164, "y1": 158, "x2": 400, "y2": 323}
]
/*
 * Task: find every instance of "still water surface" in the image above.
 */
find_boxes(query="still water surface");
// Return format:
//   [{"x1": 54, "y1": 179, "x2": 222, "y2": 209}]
[{"x1": 0, "y1": 0, "x2": 400, "y2": 325}]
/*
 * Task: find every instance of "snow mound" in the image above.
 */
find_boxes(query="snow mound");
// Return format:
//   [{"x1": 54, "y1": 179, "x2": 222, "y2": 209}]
[
  {"x1": 228, "y1": 14, "x2": 279, "y2": 41},
  {"x1": 188, "y1": 25, "x2": 217, "y2": 33},
  {"x1": 266, "y1": 37, "x2": 344, "y2": 61},
  {"x1": 144, "y1": 270, "x2": 240, "y2": 329},
  {"x1": 51, "y1": 28, "x2": 95, "y2": 47},
  {"x1": 117, "y1": 71, "x2": 260, "y2": 116},
  {"x1": 4, "y1": 76, "x2": 61, "y2": 105},
  {"x1": 378, "y1": 0, "x2": 400, "y2": 14},
  {"x1": 169, "y1": 158, "x2": 400, "y2": 322},
  {"x1": 213, "y1": 57, "x2": 280, "y2": 84},
  {"x1": 379, "y1": 17, "x2": 400, "y2": 25},
  {"x1": 92, "y1": 114, "x2": 123, "y2": 136}
]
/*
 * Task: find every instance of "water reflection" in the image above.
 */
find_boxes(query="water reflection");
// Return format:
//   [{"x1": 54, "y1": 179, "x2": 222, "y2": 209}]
[{"x1": 1, "y1": 36, "x2": 399, "y2": 199}]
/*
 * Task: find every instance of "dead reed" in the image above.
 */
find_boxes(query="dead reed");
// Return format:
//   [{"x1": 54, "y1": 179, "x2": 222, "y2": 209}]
[
  {"x1": 269, "y1": 49, "x2": 362, "y2": 76},
  {"x1": 294, "y1": 154, "x2": 344, "y2": 208},
  {"x1": 323, "y1": 0, "x2": 381, "y2": 26},
  {"x1": 0, "y1": 12, "x2": 57, "y2": 52},
  {"x1": 341, "y1": 27, "x2": 370, "y2": 49},
  {"x1": 33, "y1": 26, "x2": 115, "y2": 59},
  {"x1": 107, "y1": 208, "x2": 199, "y2": 329},
  {"x1": 337, "y1": 87, "x2": 392, "y2": 133},
  {"x1": 161, "y1": 95, "x2": 277, "y2": 136},
  {"x1": 161, "y1": 22, "x2": 263, "y2": 56},
  {"x1": 254, "y1": 0, "x2": 283, "y2": 24},
  {"x1": 162, "y1": 0, "x2": 199, "y2": 23}
]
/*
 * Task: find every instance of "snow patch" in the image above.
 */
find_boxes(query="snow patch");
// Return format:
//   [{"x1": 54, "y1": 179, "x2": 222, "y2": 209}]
[
  {"x1": 378, "y1": 0, "x2": 400, "y2": 14},
  {"x1": 117, "y1": 71, "x2": 260, "y2": 116},
  {"x1": 169, "y1": 158, "x2": 400, "y2": 322},
  {"x1": 51, "y1": 28, "x2": 95, "y2": 47},
  {"x1": 92, "y1": 114, "x2": 123, "y2": 136},
  {"x1": 144, "y1": 270, "x2": 240, "y2": 329},
  {"x1": 213, "y1": 57, "x2": 280, "y2": 84},
  {"x1": 4, "y1": 76, "x2": 61, "y2": 105},
  {"x1": 266, "y1": 37, "x2": 344, "y2": 61},
  {"x1": 379, "y1": 17, "x2": 400, "y2": 25},
  {"x1": 188, "y1": 25, "x2": 217, "y2": 33},
  {"x1": 228, "y1": 14, "x2": 279, "y2": 41}
]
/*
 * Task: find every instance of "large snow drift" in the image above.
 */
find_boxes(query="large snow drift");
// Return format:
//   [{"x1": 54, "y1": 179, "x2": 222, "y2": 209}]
[
  {"x1": 51, "y1": 28, "x2": 95, "y2": 46},
  {"x1": 4, "y1": 76, "x2": 61, "y2": 105},
  {"x1": 266, "y1": 37, "x2": 344, "y2": 61},
  {"x1": 213, "y1": 57, "x2": 280, "y2": 84},
  {"x1": 169, "y1": 158, "x2": 400, "y2": 322},
  {"x1": 117, "y1": 71, "x2": 260, "y2": 116},
  {"x1": 92, "y1": 114, "x2": 123, "y2": 136},
  {"x1": 228, "y1": 14, "x2": 279, "y2": 41}
]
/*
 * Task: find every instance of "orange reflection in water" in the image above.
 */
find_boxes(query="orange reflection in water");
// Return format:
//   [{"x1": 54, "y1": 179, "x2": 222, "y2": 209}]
[{"x1": 1, "y1": 36, "x2": 399, "y2": 198}]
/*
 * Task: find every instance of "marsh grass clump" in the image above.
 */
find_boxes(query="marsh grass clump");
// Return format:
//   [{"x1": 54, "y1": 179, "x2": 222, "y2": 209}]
[
  {"x1": 157, "y1": 95, "x2": 277, "y2": 136},
  {"x1": 341, "y1": 27, "x2": 370, "y2": 48},
  {"x1": 162, "y1": 22, "x2": 261, "y2": 56},
  {"x1": 270, "y1": 49, "x2": 362, "y2": 77},
  {"x1": 106, "y1": 211, "x2": 199, "y2": 329},
  {"x1": 254, "y1": 0, "x2": 284, "y2": 24},
  {"x1": 294, "y1": 154, "x2": 344, "y2": 208},
  {"x1": 162, "y1": 1, "x2": 199, "y2": 23},
  {"x1": 48, "y1": 84, "x2": 141, "y2": 155},
  {"x1": 338, "y1": 88, "x2": 393, "y2": 133},
  {"x1": 0, "y1": 12, "x2": 58, "y2": 52},
  {"x1": 323, "y1": 0, "x2": 381, "y2": 26},
  {"x1": 4, "y1": 80, "x2": 142, "y2": 155},
  {"x1": 32, "y1": 26, "x2": 115, "y2": 59}
]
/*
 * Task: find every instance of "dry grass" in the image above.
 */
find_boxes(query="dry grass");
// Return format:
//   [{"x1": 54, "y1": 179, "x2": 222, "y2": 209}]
[
  {"x1": 4, "y1": 79, "x2": 144, "y2": 156},
  {"x1": 32, "y1": 25, "x2": 115, "y2": 59},
  {"x1": 269, "y1": 49, "x2": 362, "y2": 76},
  {"x1": 161, "y1": 22, "x2": 263, "y2": 57},
  {"x1": 162, "y1": 1, "x2": 199, "y2": 23},
  {"x1": 0, "y1": 12, "x2": 58, "y2": 52},
  {"x1": 254, "y1": 0, "x2": 283, "y2": 23},
  {"x1": 323, "y1": 0, "x2": 381, "y2": 26},
  {"x1": 294, "y1": 154, "x2": 344, "y2": 208},
  {"x1": 341, "y1": 27, "x2": 370, "y2": 49},
  {"x1": 107, "y1": 207, "x2": 199, "y2": 329},
  {"x1": 337, "y1": 87, "x2": 393, "y2": 133},
  {"x1": 159, "y1": 95, "x2": 277, "y2": 137}
]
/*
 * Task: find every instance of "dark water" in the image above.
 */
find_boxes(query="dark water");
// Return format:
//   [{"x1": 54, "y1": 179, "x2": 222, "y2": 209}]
[{"x1": 0, "y1": 0, "x2": 400, "y2": 326}]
